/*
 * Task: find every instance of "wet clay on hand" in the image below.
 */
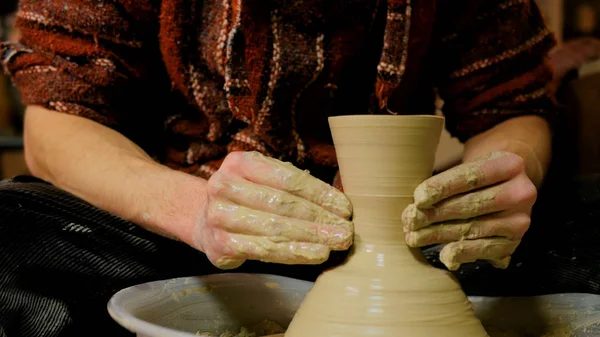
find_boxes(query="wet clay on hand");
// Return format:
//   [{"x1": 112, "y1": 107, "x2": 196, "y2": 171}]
[
  {"x1": 284, "y1": 115, "x2": 489, "y2": 336},
  {"x1": 196, "y1": 151, "x2": 354, "y2": 269},
  {"x1": 402, "y1": 151, "x2": 532, "y2": 271}
]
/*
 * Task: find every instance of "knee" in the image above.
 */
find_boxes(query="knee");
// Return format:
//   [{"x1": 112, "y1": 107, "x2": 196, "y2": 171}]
[{"x1": 0, "y1": 176, "x2": 59, "y2": 210}]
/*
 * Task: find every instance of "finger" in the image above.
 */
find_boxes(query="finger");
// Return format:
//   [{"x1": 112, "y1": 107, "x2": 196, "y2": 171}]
[
  {"x1": 413, "y1": 151, "x2": 523, "y2": 208},
  {"x1": 209, "y1": 200, "x2": 353, "y2": 250},
  {"x1": 405, "y1": 212, "x2": 530, "y2": 247},
  {"x1": 215, "y1": 233, "x2": 331, "y2": 268},
  {"x1": 211, "y1": 179, "x2": 352, "y2": 228},
  {"x1": 403, "y1": 173, "x2": 536, "y2": 231},
  {"x1": 439, "y1": 238, "x2": 520, "y2": 271},
  {"x1": 220, "y1": 151, "x2": 352, "y2": 218},
  {"x1": 490, "y1": 256, "x2": 511, "y2": 269},
  {"x1": 212, "y1": 255, "x2": 246, "y2": 270}
]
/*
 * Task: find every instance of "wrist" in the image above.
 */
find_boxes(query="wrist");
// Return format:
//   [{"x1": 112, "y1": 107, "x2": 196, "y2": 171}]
[
  {"x1": 500, "y1": 139, "x2": 545, "y2": 187},
  {"x1": 463, "y1": 116, "x2": 551, "y2": 188},
  {"x1": 465, "y1": 139, "x2": 545, "y2": 188},
  {"x1": 130, "y1": 163, "x2": 208, "y2": 247}
]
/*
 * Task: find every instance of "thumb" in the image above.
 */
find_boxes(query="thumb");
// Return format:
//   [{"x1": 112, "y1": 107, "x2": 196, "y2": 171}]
[{"x1": 333, "y1": 170, "x2": 344, "y2": 192}]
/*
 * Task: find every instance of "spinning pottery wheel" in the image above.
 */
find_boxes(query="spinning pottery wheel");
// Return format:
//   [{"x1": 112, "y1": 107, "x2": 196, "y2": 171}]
[
  {"x1": 108, "y1": 274, "x2": 600, "y2": 337},
  {"x1": 284, "y1": 115, "x2": 488, "y2": 336},
  {"x1": 113, "y1": 115, "x2": 600, "y2": 337}
]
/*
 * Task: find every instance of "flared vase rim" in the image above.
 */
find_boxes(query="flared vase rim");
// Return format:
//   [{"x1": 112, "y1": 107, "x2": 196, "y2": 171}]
[
  {"x1": 328, "y1": 114, "x2": 445, "y2": 127},
  {"x1": 329, "y1": 114, "x2": 444, "y2": 121}
]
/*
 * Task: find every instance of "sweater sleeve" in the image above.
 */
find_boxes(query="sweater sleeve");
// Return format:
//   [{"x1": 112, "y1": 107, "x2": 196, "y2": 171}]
[
  {"x1": 431, "y1": 0, "x2": 559, "y2": 142},
  {"x1": 1, "y1": 0, "x2": 162, "y2": 133}
]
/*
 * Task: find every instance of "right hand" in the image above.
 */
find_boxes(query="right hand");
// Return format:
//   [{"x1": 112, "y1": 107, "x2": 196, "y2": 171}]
[{"x1": 194, "y1": 151, "x2": 354, "y2": 269}]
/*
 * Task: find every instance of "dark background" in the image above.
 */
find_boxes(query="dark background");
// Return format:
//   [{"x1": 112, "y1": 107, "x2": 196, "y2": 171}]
[{"x1": 564, "y1": 0, "x2": 600, "y2": 40}]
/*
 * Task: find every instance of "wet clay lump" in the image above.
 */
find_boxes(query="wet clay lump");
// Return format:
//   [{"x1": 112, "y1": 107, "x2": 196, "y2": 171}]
[{"x1": 284, "y1": 115, "x2": 489, "y2": 336}]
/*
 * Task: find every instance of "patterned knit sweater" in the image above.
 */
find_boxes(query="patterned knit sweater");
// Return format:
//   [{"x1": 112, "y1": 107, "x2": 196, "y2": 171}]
[{"x1": 1, "y1": 0, "x2": 557, "y2": 184}]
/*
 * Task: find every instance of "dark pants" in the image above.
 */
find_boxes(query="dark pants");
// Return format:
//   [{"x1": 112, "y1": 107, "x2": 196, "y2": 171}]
[{"x1": 1, "y1": 175, "x2": 600, "y2": 337}]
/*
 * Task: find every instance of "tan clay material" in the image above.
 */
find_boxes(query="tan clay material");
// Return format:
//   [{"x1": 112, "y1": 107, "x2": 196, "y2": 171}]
[
  {"x1": 196, "y1": 319, "x2": 285, "y2": 336},
  {"x1": 402, "y1": 150, "x2": 526, "y2": 270},
  {"x1": 203, "y1": 150, "x2": 354, "y2": 269},
  {"x1": 284, "y1": 115, "x2": 489, "y2": 336}
]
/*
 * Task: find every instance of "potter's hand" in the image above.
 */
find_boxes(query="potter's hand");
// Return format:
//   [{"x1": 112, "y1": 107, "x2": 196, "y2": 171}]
[
  {"x1": 194, "y1": 151, "x2": 353, "y2": 269},
  {"x1": 402, "y1": 151, "x2": 536, "y2": 271}
]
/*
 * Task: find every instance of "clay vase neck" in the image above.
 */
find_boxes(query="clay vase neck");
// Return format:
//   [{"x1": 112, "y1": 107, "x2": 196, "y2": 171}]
[{"x1": 284, "y1": 115, "x2": 489, "y2": 337}]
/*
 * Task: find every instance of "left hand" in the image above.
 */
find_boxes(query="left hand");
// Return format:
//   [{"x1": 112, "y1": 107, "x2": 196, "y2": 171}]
[{"x1": 402, "y1": 151, "x2": 537, "y2": 271}]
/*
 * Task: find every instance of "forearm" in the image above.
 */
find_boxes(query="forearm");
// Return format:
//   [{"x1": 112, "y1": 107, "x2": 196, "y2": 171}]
[
  {"x1": 463, "y1": 115, "x2": 552, "y2": 188},
  {"x1": 24, "y1": 105, "x2": 206, "y2": 246}
]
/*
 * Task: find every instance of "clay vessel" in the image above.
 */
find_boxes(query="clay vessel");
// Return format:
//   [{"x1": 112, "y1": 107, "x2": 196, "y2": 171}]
[{"x1": 284, "y1": 115, "x2": 489, "y2": 337}]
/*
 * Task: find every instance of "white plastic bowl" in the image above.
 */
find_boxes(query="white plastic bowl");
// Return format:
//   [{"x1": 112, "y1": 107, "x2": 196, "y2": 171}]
[{"x1": 108, "y1": 273, "x2": 600, "y2": 337}]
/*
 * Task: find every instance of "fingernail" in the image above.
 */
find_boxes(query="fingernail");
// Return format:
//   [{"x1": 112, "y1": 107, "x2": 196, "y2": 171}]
[
  {"x1": 331, "y1": 228, "x2": 353, "y2": 249},
  {"x1": 446, "y1": 262, "x2": 461, "y2": 271},
  {"x1": 329, "y1": 191, "x2": 352, "y2": 218},
  {"x1": 439, "y1": 245, "x2": 461, "y2": 271},
  {"x1": 402, "y1": 204, "x2": 416, "y2": 227},
  {"x1": 214, "y1": 256, "x2": 245, "y2": 270},
  {"x1": 414, "y1": 184, "x2": 441, "y2": 208},
  {"x1": 404, "y1": 232, "x2": 418, "y2": 247},
  {"x1": 474, "y1": 151, "x2": 507, "y2": 161},
  {"x1": 490, "y1": 256, "x2": 511, "y2": 269},
  {"x1": 291, "y1": 243, "x2": 330, "y2": 263},
  {"x1": 402, "y1": 204, "x2": 426, "y2": 230},
  {"x1": 440, "y1": 254, "x2": 461, "y2": 271},
  {"x1": 322, "y1": 212, "x2": 353, "y2": 227}
]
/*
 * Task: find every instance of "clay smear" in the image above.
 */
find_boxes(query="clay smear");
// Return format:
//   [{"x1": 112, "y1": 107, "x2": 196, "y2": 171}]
[
  {"x1": 284, "y1": 115, "x2": 489, "y2": 336},
  {"x1": 196, "y1": 319, "x2": 285, "y2": 337}
]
